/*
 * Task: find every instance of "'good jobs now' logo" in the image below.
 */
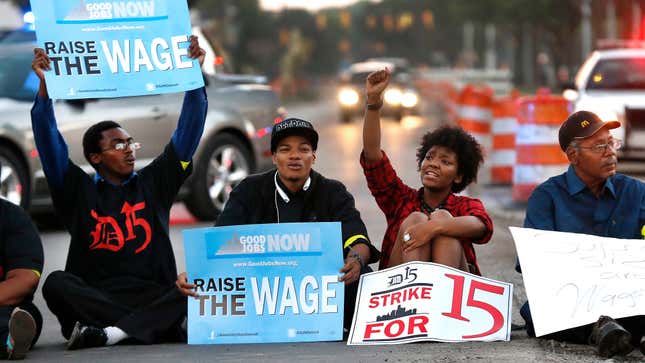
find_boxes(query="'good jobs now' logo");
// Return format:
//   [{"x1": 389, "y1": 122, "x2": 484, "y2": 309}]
[
  {"x1": 55, "y1": 1, "x2": 167, "y2": 23},
  {"x1": 205, "y1": 230, "x2": 323, "y2": 259}
]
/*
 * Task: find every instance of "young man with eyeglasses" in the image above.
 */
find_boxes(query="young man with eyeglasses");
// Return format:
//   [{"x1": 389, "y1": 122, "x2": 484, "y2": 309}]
[
  {"x1": 29, "y1": 36, "x2": 207, "y2": 350},
  {"x1": 518, "y1": 110, "x2": 645, "y2": 358}
]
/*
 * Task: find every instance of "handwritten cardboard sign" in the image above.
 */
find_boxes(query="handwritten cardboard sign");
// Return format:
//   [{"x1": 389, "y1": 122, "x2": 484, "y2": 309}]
[
  {"x1": 347, "y1": 262, "x2": 513, "y2": 345},
  {"x1": 510, "y1": 227, "x2": 645, "y2": 337}
]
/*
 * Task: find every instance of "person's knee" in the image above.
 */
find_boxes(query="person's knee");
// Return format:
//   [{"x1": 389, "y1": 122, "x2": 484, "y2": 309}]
[
  {"x1": 433, "y1": 234, "x2": 461, "y2": 249},
  {"x1": 42, "y1": 270, "x2": 69, "y2": 302},
  {"x1": 430, "y1": 209, "x2": 453, "y2": 221},
  {"x1": 401, "y1": 211, "x2": 428, "y2": 230},
  {"x1": 431, "y1": 235, "x2": 465, "y2": 270}
]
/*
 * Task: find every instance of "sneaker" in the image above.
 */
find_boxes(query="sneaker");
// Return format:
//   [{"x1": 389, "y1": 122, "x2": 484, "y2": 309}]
[
  {"x1": 589, "y1": 315, "x2": 633, "y2": 358},
  {"x1": 6, "y1": 308, "x2": 36, "y2": 360},
  {"x1": 66, "y1": 322, "x2": 107, "y2": 350}
]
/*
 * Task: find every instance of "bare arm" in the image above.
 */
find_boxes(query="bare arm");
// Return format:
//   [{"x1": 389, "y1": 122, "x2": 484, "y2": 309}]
[
  {"x1": 403, "y1": 212, "x2": 486, "y2": 253},
  {"x1": 362, "y1": 68, "x2": 390, "y2": 162},
  {"x1": 339, "y1": 243, "x2": 370, "y2": 285},
  {"x1": 0, "y1": 269, "x2": 39, "y2": 306}
]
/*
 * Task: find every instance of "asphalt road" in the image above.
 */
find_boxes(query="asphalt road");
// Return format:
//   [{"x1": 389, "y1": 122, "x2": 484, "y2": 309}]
[{"x1": 25, "y1": 93, "x2": 645, "y2": 362}]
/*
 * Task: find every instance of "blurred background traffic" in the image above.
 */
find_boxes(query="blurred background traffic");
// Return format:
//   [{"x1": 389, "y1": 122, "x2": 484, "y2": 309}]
[{"x1": 1, "y1": 0, "x2": 644, "y2": 223}]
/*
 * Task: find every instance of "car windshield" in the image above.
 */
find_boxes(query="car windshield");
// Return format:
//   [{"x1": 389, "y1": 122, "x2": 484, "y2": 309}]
[
  {"x1": 586, "y1": 57, "x2": 645, "y2": 90},
  {"x1": 0, "y1": 52, "x2": 38, "y2": 101},
  {"x1": 350, "y1": 71, "x2": 372, "y2": 84},
  {"x1": 0, "y1": 30, "x2": 36, "y2": 44}
]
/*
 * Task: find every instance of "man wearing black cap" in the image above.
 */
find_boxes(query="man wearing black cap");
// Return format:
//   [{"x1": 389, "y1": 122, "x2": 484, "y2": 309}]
[
  {"x1": 177, "y1": 117, "x2": 380, "y2": 331},
  {"x1": 518, "y1": 110, "x2": 645, "y2": 358}
]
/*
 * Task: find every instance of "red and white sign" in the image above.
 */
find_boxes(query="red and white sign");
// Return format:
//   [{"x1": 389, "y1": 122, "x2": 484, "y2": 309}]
[{"x1": 347, "y1": 262, "x2": 513, "y2": 345}]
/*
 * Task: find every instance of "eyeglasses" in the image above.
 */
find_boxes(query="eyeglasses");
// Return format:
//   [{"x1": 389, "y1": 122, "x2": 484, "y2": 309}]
[
  {"x1": 576, "y1": 139, "x2": 622, "y2": 154},
  {"x1": 101, "y1": 141, "x2": 142, "y2": 153}
]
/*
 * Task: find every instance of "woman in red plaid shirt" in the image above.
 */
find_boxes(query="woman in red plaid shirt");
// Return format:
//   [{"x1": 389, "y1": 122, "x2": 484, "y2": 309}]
[{"x1": 360, "y1": 69, "x2": 493, "y2": 275}]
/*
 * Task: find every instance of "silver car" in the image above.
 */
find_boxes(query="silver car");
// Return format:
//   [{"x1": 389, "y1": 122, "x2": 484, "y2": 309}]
[{"x1": 0, "y1": 32, "x2": 280, "y2": 221}]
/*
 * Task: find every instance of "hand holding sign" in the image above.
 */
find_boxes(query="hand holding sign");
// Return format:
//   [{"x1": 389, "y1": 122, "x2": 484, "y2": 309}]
[
  {"x1": 32, "y1": 48, "x2": 52, "y2": 98},
  {"x1": 176, "y1": 271, "x2": 199, "y2": 297},
  {"x1": 340, "y1": 243, "x2": 369, "y2": 285},
  {"x1": 187, "y1": 35, "x2": 205, "y2": 68}
]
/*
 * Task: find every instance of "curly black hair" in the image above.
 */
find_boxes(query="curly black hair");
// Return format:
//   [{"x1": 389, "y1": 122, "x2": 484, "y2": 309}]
[
  {"x1": 82, "y1": 120, "x2": 122, "y2": 170},
  {"x1": 415, "y1": 126, "x2": 483, "y2": 193}
]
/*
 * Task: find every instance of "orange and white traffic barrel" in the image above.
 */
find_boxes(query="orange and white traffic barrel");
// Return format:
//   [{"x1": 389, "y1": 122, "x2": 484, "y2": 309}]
[
  {"x1": 491, "y1": 90, "x2": 520, "y2": 184},
  {"x1": 513, "y1": 88, "x2": 572, "y2": 202},
  {"x1": 457, "y1": 84, "x2": 493, "y2": 183},
  {"x1": 436, "y1": 80, "x2": 458, "y2": 125}
]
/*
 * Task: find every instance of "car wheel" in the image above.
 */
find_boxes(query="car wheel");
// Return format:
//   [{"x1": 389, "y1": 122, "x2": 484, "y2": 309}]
[
  {"x1": 0, "y1": 145, "x2": 29, "y2": 208},
  {"x1": 185, "y1": 133, "x2": 253, "y2": 221}
]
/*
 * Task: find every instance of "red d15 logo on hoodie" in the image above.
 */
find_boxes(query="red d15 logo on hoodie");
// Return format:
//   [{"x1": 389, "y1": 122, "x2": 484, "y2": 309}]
[{"x1": 89, "y1": 201, "x2": 151, "y2": 254}]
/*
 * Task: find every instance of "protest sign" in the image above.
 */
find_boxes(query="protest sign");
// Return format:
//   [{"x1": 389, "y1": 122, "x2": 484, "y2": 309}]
[
  {"x1": 30, "y1": 0, "x2": 203, "y2": 99},
  {"x1": 347, "y1": 262, "x2": 512, "y2": 345},
  {"x1": 183, "y1": 222, "x2": 345, "y2": 344},
  {"x1": 511, "y1": 227, "x2": 645, "y2": 337}
]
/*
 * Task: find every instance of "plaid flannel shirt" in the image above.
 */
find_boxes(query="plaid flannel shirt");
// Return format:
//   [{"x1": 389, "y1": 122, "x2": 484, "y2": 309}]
[{"x1": 360, "y1": 151, "x2": 493, "y2": 275}]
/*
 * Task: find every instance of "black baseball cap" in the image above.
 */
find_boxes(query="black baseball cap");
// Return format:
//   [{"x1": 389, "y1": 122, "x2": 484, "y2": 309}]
[
  {"x1": 558, "y1": 110, "x2": 620, "y2": 151},
  {"x1": 270, "y1": 117, "x2": 319, "y2": 152}
]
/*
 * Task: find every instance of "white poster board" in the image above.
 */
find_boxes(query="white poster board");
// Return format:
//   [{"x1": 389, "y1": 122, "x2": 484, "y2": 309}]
[
  {"x1": 510, "y1": 227, "x2": 645, "y2": 337},
  {"x1": 347, "y1": 262, "x2": 513, "y2": 345}
]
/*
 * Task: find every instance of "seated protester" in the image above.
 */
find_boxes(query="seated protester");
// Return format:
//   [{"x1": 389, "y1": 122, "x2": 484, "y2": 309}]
[
  {"x1": 518, "y1": 110, "x2": 645, "y2": 358},
  {"x1": 177, "y1": 118, "x2": 381, "y2": 330},
  {"x1": 30, "y1": 37, "x2": 208, "y2": 349},
  {"x1": 0, "y1": 195, "x2": 44, "y2": 360},
  {"x1": 360, "y1": 68, "x2": 492, "y2": 273}
]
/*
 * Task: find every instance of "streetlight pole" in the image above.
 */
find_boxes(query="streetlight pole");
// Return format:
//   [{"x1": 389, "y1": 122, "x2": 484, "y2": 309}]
[{"x1": 580, "y1": 0, "x2": 592, "y2": 60}]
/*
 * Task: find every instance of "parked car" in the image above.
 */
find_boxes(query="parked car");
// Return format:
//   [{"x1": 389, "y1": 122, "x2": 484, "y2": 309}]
[
  {"x1": 0, "y1": 31, "x2": 281, "y2": 221},
  {"x1": 563, "y1": 46, "x2": 645, "y2": 162},
  {"x1": 337, "y1": 59, "x2": 419, "y2": 123}
]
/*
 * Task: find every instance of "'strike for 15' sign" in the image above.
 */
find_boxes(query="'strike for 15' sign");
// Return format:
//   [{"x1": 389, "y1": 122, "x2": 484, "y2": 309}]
[{"x1": 348, "y1": 262, "x2": 513, "y2": 345}]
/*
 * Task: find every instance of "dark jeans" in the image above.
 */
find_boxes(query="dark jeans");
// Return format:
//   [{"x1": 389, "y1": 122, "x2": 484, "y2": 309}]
[
  {"x1": 0, "y1": 301, "x2": 42, "y2": 352},
  {"x1": 42, "y1": 270, "x2": 186, "y2": 344},
  {"x1": 344, "y1": 265, "x2": 372, "y2": 331},
  {"x1": 521, "y1": 301, "x2": 645, "y2": 346}
]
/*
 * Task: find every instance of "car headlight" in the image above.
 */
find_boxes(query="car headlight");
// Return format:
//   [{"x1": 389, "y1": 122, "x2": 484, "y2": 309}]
[
  {"x1": 562, "y1": 89, "x2": 579, "y2": 101},
  {"x1": 401, "y1": 91, "x2": 419, "y2": 108},
  {"x1": 384, "y1": 88, "x2": 402, "y2": 105},
  {"x1": 338, "y1": 88, "x2": 359, "y2": 106}
]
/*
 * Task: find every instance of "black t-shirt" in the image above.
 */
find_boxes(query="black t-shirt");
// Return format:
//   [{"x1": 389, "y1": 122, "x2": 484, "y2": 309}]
[
  {"x1": 0, "y1": 199, "x2": 44, "y2": 298},
  {"x1": 49, "y1": 143, "x2": 191, "y2": 289}
]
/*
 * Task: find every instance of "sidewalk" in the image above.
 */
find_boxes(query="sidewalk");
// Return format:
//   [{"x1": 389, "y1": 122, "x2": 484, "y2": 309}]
[{"x1": 468, "y1": 183, "x2": 526, "y2": 226}]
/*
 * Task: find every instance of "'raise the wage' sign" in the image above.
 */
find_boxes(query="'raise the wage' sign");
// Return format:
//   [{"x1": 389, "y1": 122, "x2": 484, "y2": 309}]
[
  {"x1": 183, "y1": 222, "x2": 345, "y2": 344},
  {"x1": 30, "y1": 0, "x2": 203, "y2": 99}
]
